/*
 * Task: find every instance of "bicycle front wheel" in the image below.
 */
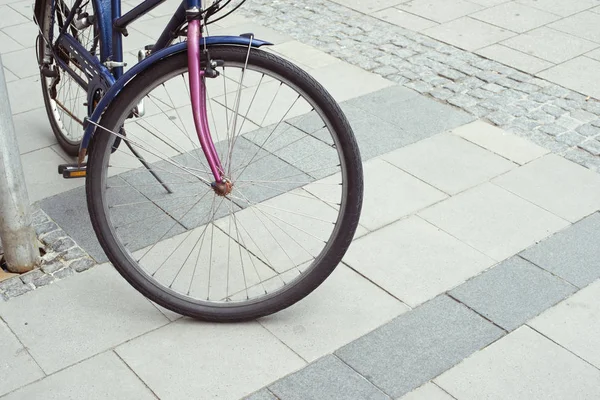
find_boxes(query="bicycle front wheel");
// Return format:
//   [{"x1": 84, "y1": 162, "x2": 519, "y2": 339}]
[{"x1": 86, "y1": 45, "x2": 363, "y2": 321}]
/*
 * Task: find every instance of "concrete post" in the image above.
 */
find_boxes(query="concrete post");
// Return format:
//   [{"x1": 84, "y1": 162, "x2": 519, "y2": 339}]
[{"x1": 0, "y1": 55, "x2": 40, "y2": 273}]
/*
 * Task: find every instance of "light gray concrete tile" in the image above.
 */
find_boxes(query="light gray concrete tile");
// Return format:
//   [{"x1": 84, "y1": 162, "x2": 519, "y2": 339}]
[
  {"x1": 358, "y1": 158, "x2": 447, "y2": 230},
  {"x1": 210, "y1": 22, "x2": 294, "y2": 45},
  {"x1": 2, "y1": 67, "x2": 18, "y2": 82},
  {"x1": 476, "y1": 44, "x2": 554, "y2": 74},
  {"x1": 12, "y1": 108, "x2": 57, "y2": 154},
  {"x1": 21, "y1": 147, "x2": 84, "y2": 202},
  {"x1": 2, "y1": 21, "x2": 37, "y2": 48},
  {"x1": 344, "y1": 216, "x2": 495, "y2": 307},
  {"x1": 259, "y1": 265, "x2": 409, "y2": 362},
  {"x1": 501, "y1": 27, "x2": 598, "y2": 64},
  {"x1": 243, "y1": 389, "x2": 278, "y2": 400},
  {"x1": 0, "y1": 319, "x2": 45, "y2": 397},
  {"x1": 347, "y1": 89, "x2": 475, "y2": 142},
  {"x1": 434, "y1": 326, "x2": 600, "y2": 400},
  {"x1": 7, "y1": 0, "x2": 34, "y2": 19},
  {"x1": 450, "y1": 256, "x2": 576, "y2": 331},
  {"x1": 0, "y1": 5, "x2": 27, "y2": 28},
  {"x1": 469, "y1": 0, "x2": 511, "y2": 5},
  {"x1": 383, "y1": 134, "x2": 516, "y2": 195},
  {"x1": 116, "y1": 319, "x2": 305, "y2": 400},
  {"x1": 493, "y1": 154, "x2": 600, "y2": 223},
  {"x1": 586, "y1": 47, "x2": 600, "y2": 61},
  {"x1": 423, "y1": 17, "x2": 516, "y2": 51},
  {"x1": 398, "y1": 0, "x2": 484, "y2": 23},
  {"x1": 520, "y1": 213, "x2": 600, "y2": 287},
  {"x1": 451, "y1": 120, "x2": 549, "y2": 164},
  {"x1": 270, "y1": 355, "x2": 391, "y2": 400},
  {"x1": 529, "y1": 280, "x2": 600, "y2": 368},
  {"x1": 309, "y1": 61, "x2": 395, "y2": 103},
  {"x1": 0, "y1": 30, "x2": 23, "y2": 52},
  {"x1": 6, "y1": 76, "x2": 44, "y2": 114},
  {"x1": 538, "y1": 56, "x2": 600, "y2": 99},
  {"x1": 549, "y1": 11, "x2": 600, "y2": 43},
  {"x1": 471, "y1": 2, "x2": 560, "y2": 33},
  {"x1": 419, "y1": 183, "x2": 569, "y2": 261},
  {"x1": 336, "y1": 295, "x2": 504, "y2": 398},
  {"x1": 399, "y1": 382, "x2": 454, "y2": 400},
  {"x1": 1, "y1": 45, "x2": 36, "y2": 79},
  {"x1": 329, "y1": 0, "x2": 410, "y2": 14},
  {"x1": 1, "y1": 351, "x2": 155, "y2": 400},
  {"x1": 372, "y1": 7, "x2": 439, "y2": 31},
  {"x1": 517, "y1": 0, "x2": 600, "y2": 16},
  {"x1": 270, "y1": 41, "x2": 339, "y2": 69},
  {"x1": 0, "y1": 264, "x2": 168, "y2": 374}
]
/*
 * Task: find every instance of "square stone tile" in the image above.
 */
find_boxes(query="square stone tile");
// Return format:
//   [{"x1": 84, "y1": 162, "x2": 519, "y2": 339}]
[
  {"x1": 210, "y1": 22, "x2": 294, "y2": 45},
  {"x1": 450, "y1": 256, "x2": 576, "y2": 331},
  {"x1": 259, "y1": 265, "x2": 409, "y2": 362},
  {"x1": 550, "y1": 11, "x2": 600, "y2": 43},
  {"x1": 2, "y1": 21, "x2": 37, "y2": 48},
  {"x1": 472, "y1": 2, "x2": 560, "y2": 33},
  {"x1": 372, "y1": 7, "x2": 439, "y2": 31},
  {"x1": 501, "y1": 27, "x2": 598, "y2": 63},
  {"x1": 329, "y1": 0, "x2": 409, "y2": 14},
  {"x1": 383, "y1": 134, "x2": 516, "y2": 195},
  {"x1": 12, "y1": 108, "x2": 58, "y2": 154},
  {"x1": 1, "y1": 351, "x2": 155, "y2": 400},
  {"x1": 336, "y1": 295, "x2": 504, "y2": 398},
  {"x1": 434, "y1": 326, "x2": 600, "y2": 400},
  {"x1": 6, "y1": 76, "x2": 44, "y2": 114},
  {"x1": 270, "y1": 41, "x2": 339, "y2": 69},
  {"x1": 2, "y1": 67, "x2": 18, "y2": 82},
  {"x1": 0, "y1": 264, "x2": 169, "y2": 373},
  {"x1": 493, "y1": 154, "x2": 600, "y2": 222},
  {"x1": 0, "y1": 5, "x2": 27, "y2": 28},
  {"x1": 520, "y1": 213, "x2": 600, "y2": 287},
  {"x1": 8, "y1": 0, "x2": 35, "y2": 19},
  {"x1": 0, "y1": 45, "x2": 36, "y2": 79},
  {"x1": 398, "y1": 0, "x2": 484, "y2": 23},
  {"x1": 309, "y1": 61, "x2": 394, "y2": 103},
  {"x1": 538, "y1": 56, "x2": 600, "y2": 99},
  {"x1": 586, "y1": 47, "x2": 600, "y2": 61},
  {"x1": 344, "y1": 216, "x2": 495, "y2": 307},
  {"x1": 476, "y1": 44, "x2": 554, "y2": 74},
  {"x1": 423, "y1": 17, "x2": 516, "y2": 51},
  {"x1": 243, "y1": 389, "x2": 278, "y2": 400},
  {"x1": 359, "y1": 158, "x2": 447, "y2": 230},
  {"x1": 399, "y1": 382, "x2": 454, "y2": 400},
  {"x1": 419, "y1": 183, "x2": 569, "y2": 261},
  {"x1": 21, "y1": 147, "x2": 84, "y2": 202},
  {"x1": 451, "y1": 120, "x2": 549, "y2": 164},
  {"x1": 348, "y1": 115, "x2": 419, "y2": 160},
  {"x1": 0, "y1": 320, "x2": 44, "y2": 397},
  {"x1": 116, "y1": 319, "x2": 305, "y2": 400},
  {"x1": 0, "y1": 30, "x2": 23, "y2": 53},
  {"x1": 517, "y1": 0, "x2": 600, "y2": 16},
  {"x1": 469, "y1": 0, "x2": 510, "y2": 5},
  {"x1": 270, "y1": 355, "x2": 391, "y2": 400},
  {"x1": 529, "y1": 280, "x2": 600, "y2": 368}
]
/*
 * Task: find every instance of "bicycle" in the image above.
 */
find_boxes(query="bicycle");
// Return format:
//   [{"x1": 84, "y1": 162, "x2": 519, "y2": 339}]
[{"x1": 34, "y1": 0, "x2": 363, "y2": 321}]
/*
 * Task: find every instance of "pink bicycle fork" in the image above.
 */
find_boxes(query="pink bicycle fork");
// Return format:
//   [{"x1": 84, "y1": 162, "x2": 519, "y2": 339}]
[{"x1": 187, "y1": 19, "x2": 224, "y2": 183}]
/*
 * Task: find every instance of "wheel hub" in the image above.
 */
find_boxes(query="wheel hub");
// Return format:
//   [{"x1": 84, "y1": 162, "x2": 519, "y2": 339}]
[{"x1": 212, "y1": 179, "x2": 233, "y2": 196}]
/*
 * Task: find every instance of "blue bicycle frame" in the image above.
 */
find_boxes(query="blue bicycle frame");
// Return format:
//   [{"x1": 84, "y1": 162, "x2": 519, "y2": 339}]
[{"x1": 39, "y1": 0, "x2": 271, "y2": 161}]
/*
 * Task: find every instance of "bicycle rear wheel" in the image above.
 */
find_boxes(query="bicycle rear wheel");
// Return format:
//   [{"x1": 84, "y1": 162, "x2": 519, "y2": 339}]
[
  {"x1": 86, "y1": 45, "x2": 363, "y2": 321},
  {"x1": 37, "y1": 0, "x2": 98, "y2": 156}
]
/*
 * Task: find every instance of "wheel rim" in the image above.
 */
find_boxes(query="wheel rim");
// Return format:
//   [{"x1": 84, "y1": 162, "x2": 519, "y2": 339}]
[{"x1": 94, "y1": 52, "x2": 353, "y2": 307}]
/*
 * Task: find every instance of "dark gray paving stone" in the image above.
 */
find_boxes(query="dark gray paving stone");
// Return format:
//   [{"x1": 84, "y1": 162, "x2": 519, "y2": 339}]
[
  {"x1": 242, "y1": 389, "x2": 278, "y2": 400},
  {"x1": 450, "y1": 256, "x2": 577, "y2": 331},
  {"x1": 335, "y1": 295, "x2": 504, "y2": 398},
  {"x1": 269, "y1": 355, "x2": 391, "y2": 400},
  {"x1": 345, "y1": 86, "x2": 476, "y2": 140},
  {"x1": 520, "y1": 213, "x2": 600, "y2": 288}
]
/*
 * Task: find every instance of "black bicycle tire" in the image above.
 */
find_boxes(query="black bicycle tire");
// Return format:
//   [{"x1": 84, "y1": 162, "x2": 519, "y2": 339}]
[
  {"x1": 86, "y1": 45, "x2": 363, "y2": 321},
  {"x1": 38, "y1": 0, "x2": 97, "y2": 156}
]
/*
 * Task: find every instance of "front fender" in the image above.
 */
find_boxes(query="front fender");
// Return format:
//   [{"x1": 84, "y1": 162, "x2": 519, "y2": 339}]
[{"x1": 78, "y1": 36, "x2": 272, "y2": 163}]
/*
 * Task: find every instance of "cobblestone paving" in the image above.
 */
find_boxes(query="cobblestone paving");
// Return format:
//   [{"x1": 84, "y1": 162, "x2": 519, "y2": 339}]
[
  {"x1": 0, "y1": 209, "x2": 96, "y2": 301},
  {"x1": 239, "y1": 0, "x2": 600, "y2": 173}
]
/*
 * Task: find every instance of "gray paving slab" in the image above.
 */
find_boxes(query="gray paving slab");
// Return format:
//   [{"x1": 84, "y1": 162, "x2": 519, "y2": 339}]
[
  {"x1": 116, "y1": 319, "x2": 305, "y2": 400},
  {"x1": 345, "y1": 87, "x2": 475, "y2": 141},
  {"x1": 423, "y1": 17, "x2": 516, "y2": 51},
  {"x1": 399, "y1": 382, "x2": 455, "y2": 400},
  {"x1": 520, "y1": 212, "x2": 600, "y2": 287},
  {"x1": 450, "y1": 256, "x2": 577, "y2": 331},
  {"x1": 434, "y1": 326, "x2": 600, "y2": 400},
  {"x1": 335, "y1": 295, "x2": 504, "y2": 398},
  {"x1": 397, "y1": 0, "x2": 484, "y2": 23},
  {"x1": 538, "y1": 56, "x2": 600, "y2": 100},
  {"x1": 1, "y1": 351, "x2": 156, "y2": 400},
  {"x1": 549, "y1": 11, "x2": 600, "y2": 43},
  {"x1": 0, "y1": 319, "x2": 45, "y2": 397},
  {"x1": 529, "y1": 280, "x2": 600, "y2": 369},
  {"x1": 242, "y1": 389, "x2": 278, "y2": 400},
  {"x1": 269, "y1": 355, "x2": 392, "y2": 400},
  {"x1": 516, "y1": 0, "x2": 600, "y2": 17},
  {"x1": 471, "y1": 2, "x2": 560, "y2": 34},
  {"x1": 475, "y1": 44, "x2": 554, "y2": 75},
  {"x1": 0, "y1": 264, "x2": 169, "y2": 374}
]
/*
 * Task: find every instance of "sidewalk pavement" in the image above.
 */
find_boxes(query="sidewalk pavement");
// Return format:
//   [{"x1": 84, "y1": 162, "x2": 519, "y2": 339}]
[{"x1": 2, "y1": 0, "x2": 600, "y2": 399}]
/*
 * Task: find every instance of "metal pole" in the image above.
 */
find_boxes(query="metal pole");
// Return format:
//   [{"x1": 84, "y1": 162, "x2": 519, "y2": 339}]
[{"x1": 0, "y1": 55, "x2": 39, "y2": 273}]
